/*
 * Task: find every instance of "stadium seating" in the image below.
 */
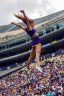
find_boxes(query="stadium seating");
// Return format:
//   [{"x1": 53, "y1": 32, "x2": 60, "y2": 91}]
[{"x1": 0, "y1": 50, "x2": 64, "y2": 96}]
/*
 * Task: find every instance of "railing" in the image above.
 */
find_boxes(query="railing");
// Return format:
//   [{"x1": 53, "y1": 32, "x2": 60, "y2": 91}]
[{"x1": 37, "y1": 14, "x2": 64, "y2": 30}]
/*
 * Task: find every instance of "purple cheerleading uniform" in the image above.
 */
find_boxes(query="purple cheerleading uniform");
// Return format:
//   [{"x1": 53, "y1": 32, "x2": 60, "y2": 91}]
[{"x1": 25, "y1": 28, "x2": 41, "y2": 47}]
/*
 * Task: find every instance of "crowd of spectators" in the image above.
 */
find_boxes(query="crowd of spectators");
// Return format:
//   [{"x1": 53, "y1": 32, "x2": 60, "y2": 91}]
[{"x1": 0, "y1": 50, "x2": 64, "y2": 96}]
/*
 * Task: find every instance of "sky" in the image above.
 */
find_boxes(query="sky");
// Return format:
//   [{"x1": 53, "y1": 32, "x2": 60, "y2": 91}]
[{"x1": 0, "y1": 0, "x2": 64, "y2": 26}]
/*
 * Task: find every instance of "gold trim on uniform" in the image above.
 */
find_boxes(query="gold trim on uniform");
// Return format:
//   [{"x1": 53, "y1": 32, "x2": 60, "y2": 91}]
[{"x1": 32, "y1": 43, "x2": 41, "y2": 47}]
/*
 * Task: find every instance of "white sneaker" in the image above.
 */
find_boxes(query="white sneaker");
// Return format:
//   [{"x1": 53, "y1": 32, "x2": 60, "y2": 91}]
[{"x1": 36, "y1": 65, "x2": 42, "y2": 72}]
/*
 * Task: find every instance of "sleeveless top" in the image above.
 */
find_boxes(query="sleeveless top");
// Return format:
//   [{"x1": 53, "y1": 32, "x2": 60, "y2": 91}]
[{"x1": 25, "y1": 28, "x2": 36, "y2": 37}]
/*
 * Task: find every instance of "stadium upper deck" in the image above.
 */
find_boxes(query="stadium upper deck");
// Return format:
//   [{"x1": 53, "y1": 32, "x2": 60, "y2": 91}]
[
  {"x1": 0, "y1": 10, "x2": 64, "y2": 51},
  {"x1": 0, "y1": 10, "x2": 64, "y2": 33},
  {"x1": 0, "y1": 10, "x2": 64, "y2": 39}
]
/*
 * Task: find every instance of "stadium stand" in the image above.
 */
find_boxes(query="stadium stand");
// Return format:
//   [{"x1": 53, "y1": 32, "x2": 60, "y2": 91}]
[
  {"x1": 0, "y1": 28, "x2": 64, "y2": 59},
  {"x1": 0, "y1": 49, "x2": 64, "y2": 96}
]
